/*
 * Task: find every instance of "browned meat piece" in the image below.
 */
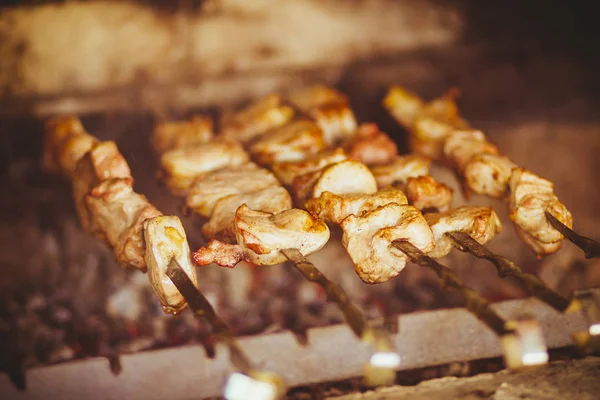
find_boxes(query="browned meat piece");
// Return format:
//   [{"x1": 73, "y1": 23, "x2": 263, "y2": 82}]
[
  {"x1": 425, "y1": 206, "x2": 502, "y2": 259},
  {"x1": 159, "y1": 137, "x2": 250, "y2": 194},
  {"x1": 43, "y1": 115, "x2": 97, "y2": 178},
  {"x1": 291, "y1": 160, "x2": 378, "y2": 206},
  {"x1": 404, "y1": 175, "x2": 453, "y2": 213},
  {"x1": 85, "y1": 177, "x2": 162, "y2": 271},
  {"x1": 383, "y1": 86, "x2": 468, "y2": 160},
  {"x1": 342, "y1": 123, "x2": 398, "y2": 166},
  {"x1": 509, "y1": 168, "x2": 573, "y2": 256},
  {"x1": 271, "y1": 148, "x2": 348, "y2": 187},
  {"x1": 151, "y1": 116, "x2": 214, "y2": 154},
  {"x1": 193, "y1": 205, "x2": 330, "y2": 268},
  {"x1": 143, "y1": 215, "x2": 199, "y2": 314},
  {"x1": 305, "y1": 186, "x2": 408, "y2": 225},
  {"x1": 287, "y1": 85, "x2": 348, "y2": 111},
  {"x1": 248, "y1": 120, "x2": 327, "y2": 165},
  {"x1": 287, "y1": 85, "x2": 357, "y2": 145},
  {"x1": 185, "y1": 162, "x2": 280, "y2": 217},
  {"x1": 234, "y1": 204, "x2": 330, "y2": 265},
  {"x1": 371, "y1": 155, "x2": 431, "y2": 189},
  {"x1": 443, "y1": 130, "x2": 499, "y2": 174},
  {"x1": 221, "y1": 94, "x2": 295, "y2": 143},
  {"x1": 193, "y1": 239, "x2": 245, "y2": 268},
  {"x1": 72, "y1": 141, "x2": 132, "y2": 238},
  {"x1": 341, "y1": 203, "x2": 435, "y2": 284},
  {"x1": 463, "y1": 153, "x2": 517, "y2": 198},
  {"x1": 201, "y1": 186, "x2": 292, "y2": 243}
]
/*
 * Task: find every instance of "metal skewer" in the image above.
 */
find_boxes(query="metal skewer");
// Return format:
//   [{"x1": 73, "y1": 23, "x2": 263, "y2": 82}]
[
  {"x1": 167, "y1": 258, "x2": 285, "y2": 400},
  {"x1": 446, "y1": 231, "x2": 571, "y2": 312},
  {"x1": 545, "y1": 211, "x2": 600, "y2": 259},
  {"x1": 391, "y1": 240, "x2": 549, "y2": 368},
  {"x1": 281, "y1": 248, "x2": 400, "y2": 387}
]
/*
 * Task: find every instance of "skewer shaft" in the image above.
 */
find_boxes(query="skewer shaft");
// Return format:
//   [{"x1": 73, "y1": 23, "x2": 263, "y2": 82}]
[
  {"x1": 446, "y1": 231, "x2": 571, "y2": 312},
  {"x1": 546, "y1": 211, "x2": 600, "y2": 259},
  {"x1": 167, "y1": 259, "x2": 253, "y2": 374},
  {"x1": 392, "y1": 240, "x2": 510, "y2": 336},
  {"x1": 281, "y1": 248, "x2": 368, "y2": 338}
]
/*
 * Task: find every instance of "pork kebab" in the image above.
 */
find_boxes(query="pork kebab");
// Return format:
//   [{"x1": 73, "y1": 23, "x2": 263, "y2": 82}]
[
  {"x1": 153, "y1": 114, "x2": 330, "y2": 269},
  {"x1": 43, "y1": 116, "x2": 199, "y2": 314},
  {"x1": 383, "y1": 87, "x2": 573, "y2": 256},
  {"x1": 216, "y1": 85, "x2": 502, "y2": 284}
]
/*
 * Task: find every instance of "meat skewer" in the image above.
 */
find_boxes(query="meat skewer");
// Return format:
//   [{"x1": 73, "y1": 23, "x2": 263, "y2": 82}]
[
  {"x1": 209, "y1": 93, "x2": 402, "y2": 385},
  {"x1": 251, "y1": 87, "x2": 554, "y2": 367},
  {"x1": 45, "y1": 116, "x2": 284, "y2": 399},
  {"x1": 383, "y1": 86, "x2": 574, "y2": 257},
  {"x1": 167, "y1": 258, "x2": 285, "y2": 399},
  {"x1": 446, "y1": 232, "x2": 571, "y2": 312},
  {"x1": 391, "y1": 240, "x2": 549, "y2": 368}
]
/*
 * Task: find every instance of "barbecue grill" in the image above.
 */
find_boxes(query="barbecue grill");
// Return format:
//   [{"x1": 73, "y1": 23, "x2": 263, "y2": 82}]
[{"x1": 2, "y1": 1, "x2": 600, "y2": 399}]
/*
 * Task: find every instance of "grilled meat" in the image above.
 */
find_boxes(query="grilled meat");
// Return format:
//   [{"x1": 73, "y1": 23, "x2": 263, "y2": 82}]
[{"x1": 425, "y1": 206, "x2": 502, "y2": 259}]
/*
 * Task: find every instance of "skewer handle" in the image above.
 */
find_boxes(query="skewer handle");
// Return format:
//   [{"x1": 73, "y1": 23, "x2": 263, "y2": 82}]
[
  {"x1": 281, "y1": 248, "x2": 400, "y2": 386},
  {"x1": 546, "y1": 211, "x2": 600, "y2": 259},
  {"x1": 392, "y1": 240, "x2": 550, "y2": 368},
  {"x1": 281, "y1": 248, "x2": 368, "y2": 338},
  {"x1": 391, "y1": 240, "x2": 509, "y2": 336},
  {"x1": 446, "y1": 231, "x2": 571, "y2": 312},
  {"x1": 167, "y1": 259, "x2": 253, "y2": 373},
  {"x1": 167, "y1": 259, "x2": 286, "y2": 400}
]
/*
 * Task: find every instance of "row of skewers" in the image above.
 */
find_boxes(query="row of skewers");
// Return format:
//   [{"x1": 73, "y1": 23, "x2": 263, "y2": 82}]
[{"x1": 42, "y1": 84, "x2": 600, "y2": 399}]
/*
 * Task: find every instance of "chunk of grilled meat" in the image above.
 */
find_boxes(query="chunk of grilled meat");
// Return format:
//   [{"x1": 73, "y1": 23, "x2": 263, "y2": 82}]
[
  {"x1": 43, "y1": 115, "x2": 97, "y2": 178},
  {"x1": 73, "y1": 141, "x2": 132, "y2": 238},
  {"x1": 84, "y1": 178, "x2": 162, "y2": 271},
  {"x1": 271, "y1": 148, "x2": 348, "y2": 187},
  {"x1": 248, "y1": 120, "x2": 327, "y2": 165},
  {"x1": 292, "y1": 160, "x2": 378, "y2": 206},
  {"x1": 287, "y1": 85, "x2": 357, "y2": 145},
  {"x1": 383, "y1": 87, "x2": 468, "y2": 160},
  {"x1": 143, "y1": 215, "x2": 199, "y2": 314},
  {"x1": 201, "y1": 186, "x2": 292, "y2": 243},
  {"x1": 341, "y1": 203, "x2": 435, "y2": 284},
  {"x1": 193, "y1": 204, "x2": 330, "y2": 267},
  {"x1": 443, "y1": 130, "x2": 499, "y2": 174},
  {"x1": 151, "y1": 116, "x2": 214, "y2": 154},
  {"x1": 221, "y1": 94, "x2": 295, "y2": 144},
  {"x1": 311, "y1": 101, "x2": 358, "y2": 146},
  {"x1": 342, "y1": 123, "x2": 398, "y2": 166},
  {"x1": 287, "y1": 85, "x2": 348, "y2": 111},
  {"x1": 425, "y1": 206, "x2": 502, "y2": 259},
  {"x1": 403, "y1": 175, "x2": 453, "y2": 213},
  {"x1": 235, "y1": 204, "x2": 330, "y2": 265},
  {"x1": 371, "y1": 155, "x2": 431, "y2": 189},
  {"x1": 305, "y1": 186, "x2": 408, "y2": 225},
  {"x1": 463, "y1": 153, "x2": 517, "y2": 198},
  {"x1": 159, "y1": 137, "x2": 249, "y2": 194},
  {"x1": 509, "y1": 168, "x2": 573, "y2": 256},
  {"x1": 185, "y1": 163, "x2": 280, "y2": 217}
]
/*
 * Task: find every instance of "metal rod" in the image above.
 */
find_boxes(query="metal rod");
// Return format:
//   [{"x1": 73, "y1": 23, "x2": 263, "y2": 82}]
[
  {"x1": 446, "y1": 231, "x2": 571, "y2": 312},
  {"x1": 391, "y1": 240, "x2": 511, "y2": 336},
  {"x1": 546, "y1": 211, "x2": 600, "y2": 259},
  {"x1": 166, "y1": 259, "x2": 253, "y2": 374},
  {"x1": 281, "y1": 248, "x2": 369, "y2": 338}
]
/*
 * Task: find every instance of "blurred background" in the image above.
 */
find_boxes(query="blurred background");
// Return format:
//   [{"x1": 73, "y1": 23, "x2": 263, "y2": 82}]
[{"x1": 1, "y1": 0, "x2": 600, "y2": 386}]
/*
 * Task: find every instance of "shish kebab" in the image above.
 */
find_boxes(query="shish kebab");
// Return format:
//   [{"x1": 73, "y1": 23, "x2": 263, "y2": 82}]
[
  {"x1": 383, "y1": 86, "x2": 600, "y2": 259},
  {"x1": 154, "y1": 98, "x2": 401, "y2": 385},
  {"x1": 43, "y1": 116, "x2": 286, "y2": 400},
  {"x1": 198, "y1": 85, "x2": 549, "y2": 367}
]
